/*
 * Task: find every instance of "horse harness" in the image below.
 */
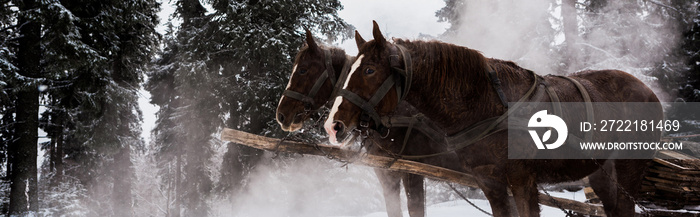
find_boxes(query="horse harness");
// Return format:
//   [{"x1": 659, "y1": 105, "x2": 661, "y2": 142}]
[
  {"x1": 336, "y1": 44, "x2": 413, "y2": 131},
  {"x1": 335, "y1": 43, "x2": 595, "y2": 160},
  {"x1": 283, "y1": 49, "x2": 337, "y2": 111}
]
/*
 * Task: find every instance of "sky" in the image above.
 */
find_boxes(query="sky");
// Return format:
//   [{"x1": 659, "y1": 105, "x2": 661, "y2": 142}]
[
  {"x1": 336, "y1": 0, "x2": 449, "y2": 53},
  {"x1": 140, "y1": 0, "x2": 449, "y2": 145}
]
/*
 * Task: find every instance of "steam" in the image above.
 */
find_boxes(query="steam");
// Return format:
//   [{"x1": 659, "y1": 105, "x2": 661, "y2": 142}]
[
  {"x1": 124, "y1": 1, "x2": 687, "y2": 217},
  {"x1": 440, "y1": 0, "x2": 557, "y2": 74},
  {"x1": 441, "y1": 0, "x2": 681, "y2": 101},
  {"x1": 210, "y1": 155, "x2": 385, "y2": 217}
]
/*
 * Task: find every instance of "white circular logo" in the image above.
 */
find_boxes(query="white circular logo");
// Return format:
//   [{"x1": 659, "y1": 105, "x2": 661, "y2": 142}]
[{"x1": 528, "y1": 110, "x2": 568, "y2": 150}]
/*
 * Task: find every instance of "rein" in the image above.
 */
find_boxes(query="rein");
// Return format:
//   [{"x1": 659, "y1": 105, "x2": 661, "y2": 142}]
[
  {"x1": 336, "y1": 42, "x2": 593, "y2": 160},
  {"x1": 283, "y1": 49, "x2": 336, "y2": 111},
  {"x1": 394, "y1": 70, "x2": 542, "y2": 160}
]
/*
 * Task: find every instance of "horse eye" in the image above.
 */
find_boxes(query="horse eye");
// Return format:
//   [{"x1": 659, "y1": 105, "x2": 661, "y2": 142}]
[
  {"x1": 298, "y1": 69, "x2": 307, "y2": 74},
  {"x1": 365, "y1": 68, "x2": 375, "y2": 75}
]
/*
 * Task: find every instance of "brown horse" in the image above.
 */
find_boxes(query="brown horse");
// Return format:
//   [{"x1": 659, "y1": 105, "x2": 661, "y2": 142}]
[
  {"x1": 324, "y1": 21, "x2": 662, "y2": 217},
  {"x1": 276, "y1": 29, "x2": 464, "y2": 217}
]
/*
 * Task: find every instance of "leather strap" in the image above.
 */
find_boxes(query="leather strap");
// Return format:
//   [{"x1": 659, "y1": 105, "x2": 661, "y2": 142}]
[
  {"x1": 283, "y1": 89, "x2": 314, "y2": 105},
  {"x1": 282, "y1": 48, "x2": 336, "y2": 109},
  {"x1": 390, "y1": 44, "x2": 412, "y2": 101},
  {"x1": 324, "y1": 49, "x2": 336, "y2": 87},
  {"x1": 384, "y1": 114, "x2": 446, "y2": 146},
  {"x1": 545, "y1": 84, "x2": 562, "y2": 117},
  {"x1": 338, "y1": 44, "x2": 413, "y2": 131},
  {"x1": 556, "y1": 75, "x2": 594, "y2": 142},
  {"x1": 488, "y1": 68, "x2": 509, "y2": 108},
  {"x1": 395, "y1": 70, "x2": 541, "y2": 159},
  {"x1": 337, "y1": 75, "x2": 397, "y2": 128},
  {"x1": 329, "y1": 56, "x2": 355, "y2": 100}
]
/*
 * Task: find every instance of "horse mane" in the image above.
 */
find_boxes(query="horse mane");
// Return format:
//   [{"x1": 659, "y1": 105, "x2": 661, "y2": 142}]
[
  {"x1": 393, "y1": 39, "x2": 490, "y2": 98},
  {"x1": 393, "y1": 39, "x2": 535, "y2": 101},
  {"x1": 295, "y1": 43, "x2": 347, "y2": 63}
]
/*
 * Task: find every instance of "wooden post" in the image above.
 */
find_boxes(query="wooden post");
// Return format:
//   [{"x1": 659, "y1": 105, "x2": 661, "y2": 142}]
[{"x1": 221, "y1": 128, "x2": 606, "y2": 216}]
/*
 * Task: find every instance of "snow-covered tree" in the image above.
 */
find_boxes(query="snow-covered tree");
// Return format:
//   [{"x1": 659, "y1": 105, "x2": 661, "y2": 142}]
[
  {"x1": 0, "y1": 0, "x2": 18, "y2": 213},
  {"x1": 8, "y1": 0, "x2": 42, "y2": 214},
  {"x1": 147, "y1": 0, "x2": 351, "y2": 215},
  {"x1": 209, "y1": 0, "x2": 351, "y2": 197},
  {"x1": 678, "y1": 1, "x2": 700, "y2": 103},
  {"x1": 0, "y1": 0, "x2": 162, "y2": 216}
]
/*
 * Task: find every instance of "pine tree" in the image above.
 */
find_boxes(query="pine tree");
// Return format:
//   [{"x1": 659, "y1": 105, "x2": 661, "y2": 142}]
[
  {"x1": 107, "y1": 0, "x2": 159, "y2": 215},
  {"x1": 208, "y1": 0, "x2": 351, "y2": 197},
  {"x1": 145, "y1": 22, "x2": 183, "y2": 216},
  {"x1": 679, "y1": 1, "x2": 700, "y2": 102},
  {"x1": 148, "y1": 0, "x2": 351, "y2": 215},
  {"x1": 0, "y1": 0, "x2": 17, "y2": 213},
  {"x1": 148, "y1": 0, "x2": 214, "y2": 215},
  {"x1": 9, "y1": 0, "x2": 41, "y2": 214},
  {"x1": 28, "y1": 0, "x2": 159, "y2": 215},
  {"x1": 561, "y1": 0, "x2": 580, "y2": 72},
  {"x1": 436, "y1": 0, "x2": 465, "y2": 38}
]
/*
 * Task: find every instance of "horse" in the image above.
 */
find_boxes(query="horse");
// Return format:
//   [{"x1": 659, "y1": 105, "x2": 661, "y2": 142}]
[
  {"x1": 323, "y1": 21, "x2": 662, "y2": 217},
  {"x1": 276, "y1": 29, "x2": 465, "y2": 217}
]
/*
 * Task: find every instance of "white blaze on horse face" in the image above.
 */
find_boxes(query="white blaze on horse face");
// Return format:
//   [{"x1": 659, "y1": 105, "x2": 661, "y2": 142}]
[
  {"x1": 324, "y1": 96, "x2": 344, "y2": 146},
  {"x1": 278, "y1": 64, "x2": 298, "y2": 108},
  {"x1": 343, "y1": 55, "x2": 364, "y2": 89},
  {"x1": 326, "y1": 55, "x2": 363, "y2": 146},
  {"x1": 287, "y1": 64, "x2": 298, "y2": 89}
]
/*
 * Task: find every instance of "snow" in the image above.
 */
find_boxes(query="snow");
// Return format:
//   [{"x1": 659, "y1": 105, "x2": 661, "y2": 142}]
[{"x1": 334, "y1": 190, "x2": 586, "y2": 217}]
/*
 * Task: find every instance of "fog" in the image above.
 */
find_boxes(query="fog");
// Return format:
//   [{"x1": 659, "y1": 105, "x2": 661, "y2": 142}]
[
  {"x1": 210, "y1": 156, "x2": 385, "y2": 217},
  {"x1": 207, "y1": 1, "x2": 457, "y2": 216},
  {"x1": 441, "y1": 0, "x2": 680, "y2": 101},
  {"x1": 139, "y1": 1, "x2": 684, "y2": 216}
]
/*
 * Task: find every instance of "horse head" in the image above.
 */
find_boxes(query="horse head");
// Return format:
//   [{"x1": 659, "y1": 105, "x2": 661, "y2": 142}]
[
  {"x1": 276, "y1": 29, "x2": 340, "y2": 131},
  {"x1": 324, "y1": 21, "x2": 407, "y2": 146}
]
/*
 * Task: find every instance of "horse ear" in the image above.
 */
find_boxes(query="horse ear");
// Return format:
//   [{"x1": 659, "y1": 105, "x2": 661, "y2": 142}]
[
  {"x1": 372, "y1": 20, "x2": 386, "y2": 45},
  {"x1": 305, "y1": 28, "x2": 319, "y2": 52},
  {"x1": 355, "y1": 30, "x2": 366, "y2": 48}
]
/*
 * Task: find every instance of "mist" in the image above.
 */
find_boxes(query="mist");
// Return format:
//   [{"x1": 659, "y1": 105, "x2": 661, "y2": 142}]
[
  {"x1": 209, "y1": 155, "x2": 385, "y2": 217},
  {"x1": 204, "y1": 1, "x2": 685, "y2": 216},
  {"x1": 440, "y1": 0, "x2": 682, "y2": 101},
  {"x1": 140, "y1": 0, "x2": 685, "y2": 216}
]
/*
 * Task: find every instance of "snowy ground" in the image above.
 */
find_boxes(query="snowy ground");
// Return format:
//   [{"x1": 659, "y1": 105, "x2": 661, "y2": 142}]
[
  {"x1": 209, "y1": 154, "x2": 590, "y2": 217},
  {"x1": 335, "y1": 190, "x2": 586, "y2": 217}
]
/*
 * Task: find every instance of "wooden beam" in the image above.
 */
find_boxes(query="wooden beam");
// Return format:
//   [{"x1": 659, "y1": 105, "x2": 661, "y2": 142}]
[{"x1": 221, "y1": 128, "x2": 606, "y2": 216}]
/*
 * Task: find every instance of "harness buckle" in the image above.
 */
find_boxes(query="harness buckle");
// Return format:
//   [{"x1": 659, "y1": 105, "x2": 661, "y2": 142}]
[
  {"x1": 378, "y1": 127, "x2": 390, "y2": 138},
  {"x1": 359, "y1": 113, "x2": 371, "y2": 128}
]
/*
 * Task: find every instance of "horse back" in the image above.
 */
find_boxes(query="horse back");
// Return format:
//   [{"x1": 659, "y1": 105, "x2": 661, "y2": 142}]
[{"x1": 548, "y1": 69, "x2": 660, "y2": 103}]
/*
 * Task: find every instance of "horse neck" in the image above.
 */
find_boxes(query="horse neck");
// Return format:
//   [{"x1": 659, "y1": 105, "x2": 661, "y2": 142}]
[
  {"x1": 322, "y1": 48, "x2": 353, "y2": 108},
  {"x1": 328, "y1": 47, "x2": 349, "y2": 83},
  {"x1": 402, "y1": 57, "x2": 533, "y2": 136},
  {"x1": 488, "y1": 58, "x2": 539, "y2": 105}
]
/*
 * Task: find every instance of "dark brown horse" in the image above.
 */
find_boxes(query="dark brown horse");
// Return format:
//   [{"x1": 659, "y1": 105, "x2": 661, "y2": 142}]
[
  {"x1": 276, "y1": 30, "x2": 464, "y2": 217},
  {"x1": 324, "y1": 21, "x2": 662, "y2": 217}
]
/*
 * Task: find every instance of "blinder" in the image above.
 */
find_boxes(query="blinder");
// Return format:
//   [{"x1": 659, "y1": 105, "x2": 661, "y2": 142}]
[{"x1": 283, "y1": 49, "x2": 336, "y2": 110}]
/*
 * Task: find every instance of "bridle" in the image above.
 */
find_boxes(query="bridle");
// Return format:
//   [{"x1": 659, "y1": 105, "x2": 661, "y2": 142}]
[
  {"x1": 282, "y1": 48, "x2": 336, "y2": 111},
  {"x1": 336, "y1": 44, "x2": 413, "y2": 132},
  {"x1": 331, "y1": 42, "x2": 530, "y2": 160}
]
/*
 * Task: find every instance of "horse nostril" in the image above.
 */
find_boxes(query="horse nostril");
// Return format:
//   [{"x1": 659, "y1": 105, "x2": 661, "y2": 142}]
[
  {"x1": 333, "y1": 121, "x2": 345, "y2": 134},
  {"x1": 278, "y1": 112, "x2": 286, "y2": 123}
]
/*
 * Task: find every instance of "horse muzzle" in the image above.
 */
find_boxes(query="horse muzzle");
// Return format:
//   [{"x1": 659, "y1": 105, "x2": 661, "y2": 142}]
[
  {"x1": 277, "y1": 111, "x2": 304, "y2": 132},
  {"x1": 325, "y1": 120, "x2": 353, "y2": 146}
]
